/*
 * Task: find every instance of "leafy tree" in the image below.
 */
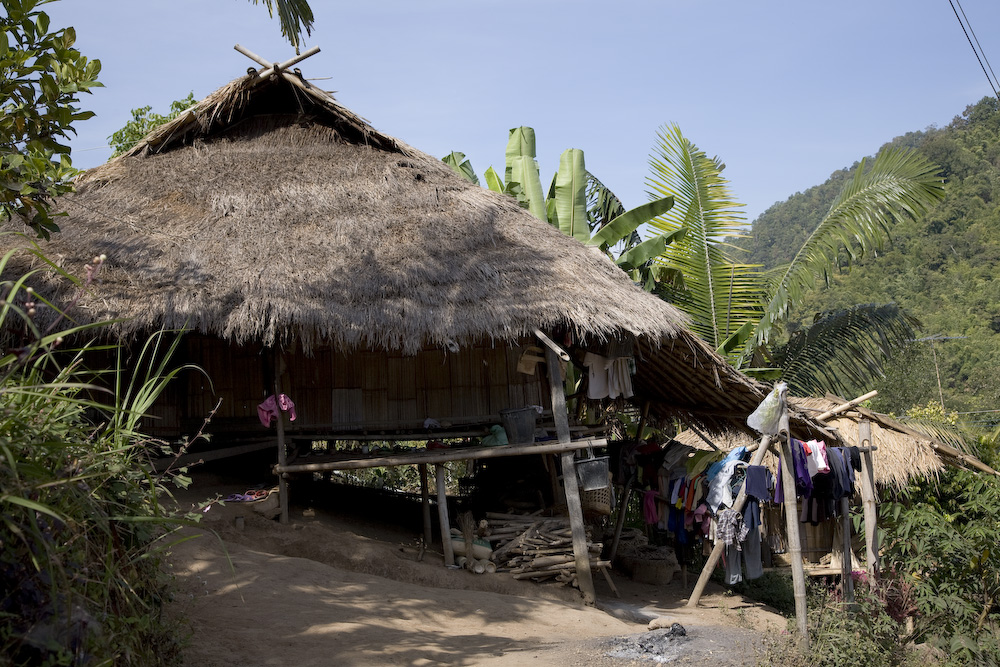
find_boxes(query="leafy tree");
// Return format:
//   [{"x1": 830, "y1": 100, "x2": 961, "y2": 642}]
[
  {"x1": 108, "y1": 93, "x2": 197, "y2": 157},
  {"x1": 643, "y1": 124, "x2": 944, "y2": 397},
  {"x1": 878, "y1": 447, "x2": 1000, "y2": 663},
  {"x1": 759, "y1": 97, "x2": 1000, "y2": 413},
  {"x1": 0, "y1": 0, "x2": 102, "y2": 238}
]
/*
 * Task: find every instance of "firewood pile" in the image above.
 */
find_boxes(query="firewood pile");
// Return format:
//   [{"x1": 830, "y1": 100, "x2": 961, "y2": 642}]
[{"x1": 483, "y1": 512, "x2": 611, "y2": 589}]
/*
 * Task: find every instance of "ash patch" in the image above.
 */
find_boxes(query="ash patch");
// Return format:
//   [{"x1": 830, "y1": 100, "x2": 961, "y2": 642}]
[{"x1": 605, "y1": 623, "x2": 690, "y2": 663}]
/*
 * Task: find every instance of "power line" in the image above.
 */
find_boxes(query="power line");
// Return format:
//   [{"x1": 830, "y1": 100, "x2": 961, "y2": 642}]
[{"x1": 948, "y1": 0, "x2": 1000, "y2": 99}]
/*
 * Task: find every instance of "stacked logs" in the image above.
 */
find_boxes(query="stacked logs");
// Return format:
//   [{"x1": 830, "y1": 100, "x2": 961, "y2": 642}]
[{"x1": 484, "y1": 512, "x2": 611, "y2": 588}]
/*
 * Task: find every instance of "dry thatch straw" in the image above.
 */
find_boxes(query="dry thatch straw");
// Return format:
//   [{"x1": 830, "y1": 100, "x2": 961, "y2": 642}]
[
  {"x1": 15, "y1": 74, "x2": 690, "y2": 355},
  {"x1": 669, "y1": 394, "x2": 1000, "y2": 488}
]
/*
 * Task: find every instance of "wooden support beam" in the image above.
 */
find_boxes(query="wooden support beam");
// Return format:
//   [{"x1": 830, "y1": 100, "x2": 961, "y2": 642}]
[
  {"x1": 544, "y1": 343, "x2": 596, "y2": 605},
  {"x1": 778, "y1": 428, "x2": 809, "y2": 643},
  {"x1": 256, "y1": 46, "x2": 321, "y2": 78},
  {"x1": 234, "y1": 43, "x2": 271, "y2": 69},
  {"x1": 436, "y1": 463, "x2": 454, "y2": 567},
  {"x1": 687, "y1": 432, "x2": 775, "y2": 607},
  {"x1": 273, "y1": 437, "x2": 607, "y2": 474},
  {"x1": 533, "y1": 328, "x2": 571, "y2": 362},
  {"x1": 815, "y1": 390, "x2": 878, "y2": 422},
  {"x1": 858, "y1": 419, "x2": 879, "y2": 578},
  {"x1": 608, "y1": 473, "x2": 636, "y2": 562},
  {"x1": 840, "y1": 495, "x2": 855, "y2": 604},
  {"x1": 683, "y1": 424, "x2": 721, "y2": 452},
  {"x1": 634, "y1": 400, "x2": 651, "y2": 443},
  {"x1": 273, "y1": 350, "x2": 289, "y2": 525},
  {"x1": 419, "y1": 463, "x2": 432, "y2": 548}
]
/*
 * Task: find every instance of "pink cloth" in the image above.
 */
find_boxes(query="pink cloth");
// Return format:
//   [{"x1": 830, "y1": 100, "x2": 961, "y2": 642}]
[
  {"x1": 643, "y1": 490, "x2": 659, "y2": 525},
  {"x1": 258, "y1": 394, "x2": 297, "y2": 427}
]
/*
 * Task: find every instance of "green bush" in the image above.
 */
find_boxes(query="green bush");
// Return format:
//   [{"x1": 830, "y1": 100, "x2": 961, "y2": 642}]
[{"x1": 0, "y1": 249, "x2": 196, "y2": 666}]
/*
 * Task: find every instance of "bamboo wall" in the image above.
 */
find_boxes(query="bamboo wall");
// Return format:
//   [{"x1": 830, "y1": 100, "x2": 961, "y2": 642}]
[{"x1": 142, "y1": 334, "x2": 548, "y2": 437}]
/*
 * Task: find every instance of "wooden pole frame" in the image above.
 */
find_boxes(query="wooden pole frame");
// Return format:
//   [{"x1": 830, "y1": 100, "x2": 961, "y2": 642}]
[
  {"x1": 542, "y1": 342, "x2": 596, "y2": 605},
  {"x1": 272, "y1": 349, "x2": 290, "y2": 525},
  {"x1": 436, "y1": 463, "x2": 454, "y2": 567},
  {"x1": 687, "y1": 431, "x2": 776, "y2": 607},
  {"x1": 778, "y1": 428, "x2": 809, "y2": 642},
  {"x1": 858, "y1": 419, "x2": 879, "y2": 578},
  {"x1": 419, "y1": 463, "x2": 433, "y2": 548}
]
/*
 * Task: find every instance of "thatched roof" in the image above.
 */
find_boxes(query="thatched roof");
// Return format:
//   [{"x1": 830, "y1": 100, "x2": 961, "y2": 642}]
[
  {"x1": 673, "y1": 395, "x2": 998, "y2": 487},
  {"x1": 22, "y1": 74, "x2": 690, "y2": 354},
  {"x1": 2, "y1": 63, "x2": 834, "y2": 437}
]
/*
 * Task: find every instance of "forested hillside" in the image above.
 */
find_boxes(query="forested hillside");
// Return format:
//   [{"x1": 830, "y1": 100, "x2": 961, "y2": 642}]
[{"x1": 742, "y1": 97, "x2": 1000, "y2": 418}]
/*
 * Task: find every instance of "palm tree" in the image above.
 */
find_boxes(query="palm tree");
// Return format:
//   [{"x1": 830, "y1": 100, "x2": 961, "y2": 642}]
[{"x1": 646, "y1": 123, "x2": 945, "y2": 395}]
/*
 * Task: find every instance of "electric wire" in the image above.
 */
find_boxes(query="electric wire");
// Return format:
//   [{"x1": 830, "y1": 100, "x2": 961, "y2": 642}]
[
  {"x1": 953, "y1": 0, "x2": 1000, "y2": 93},
  {"x1": 947, "y1": 0, "x2": 1000, "y2": 99}
]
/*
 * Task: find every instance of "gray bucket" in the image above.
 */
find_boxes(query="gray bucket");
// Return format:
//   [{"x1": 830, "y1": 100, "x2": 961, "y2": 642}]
[
  {"x1": 576, "y1": 455, "x2": 610, "y2": 491},
  {"x1": 499, "y1": 407, "x2": 537, "y2": 445}
]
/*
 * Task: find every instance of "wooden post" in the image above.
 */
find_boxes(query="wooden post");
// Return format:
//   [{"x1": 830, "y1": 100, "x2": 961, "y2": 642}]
[
  {"x1": 687, "y1": 432, "x2": 775, "y2": 607},
  {"x1": 858, "y1": 419, "x2": 879, "y2": 578},
  {"x1": 419, "y1": 463, "x2": 432, "y2": 548},
  {"x1": 609, "y1": 473, "x2": 636, "y2": 562},
  {"x1": 273, "y1": 350, "x2": 289, "y2": 525},
  {"x1": 779, "y1": 430, "x2": 809, "y2": 642},
  {"x1": 840, "y1": 496, "x2": 855, "y2": 604},
  {"x1": 435, "y1": 463, "x2": 454, "y2": 567},
  {"x1": 543, "y1": 343, "x2": 596, "y2": 605}
]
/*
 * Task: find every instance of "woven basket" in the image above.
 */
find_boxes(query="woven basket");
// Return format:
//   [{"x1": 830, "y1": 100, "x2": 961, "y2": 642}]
[{"x1": 581, "y1": 475, "x2": 613, "y2": 515}]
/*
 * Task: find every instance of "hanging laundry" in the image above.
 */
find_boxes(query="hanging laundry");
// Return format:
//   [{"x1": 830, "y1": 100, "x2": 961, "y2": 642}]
[
  {"x1": 742, "y1": 500, "x2": 764, "y2": 580},
  {"x1": 707, "y1": 460, "x2": 745, "y2": 513},
  {"x1": 583, "y1": 352, "x2": 611, "y2": 399},
  {"x1": 258, "y1": 393, "x2": 297, "y2": 427},
  {"x1": 582, "y1": 351, "x2": 635, "y2": 399},
  {"x1": 744, "y1": 465, "x2": 773, "y2": 502},
  {"x1": 805, "y1": 439, "x2": 831, "y2": 476}
]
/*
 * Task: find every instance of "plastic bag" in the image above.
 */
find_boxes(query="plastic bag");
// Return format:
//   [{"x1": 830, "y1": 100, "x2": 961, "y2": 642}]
[{"x1": 746, "y1": 382, "x2": 788, "y2": 435}]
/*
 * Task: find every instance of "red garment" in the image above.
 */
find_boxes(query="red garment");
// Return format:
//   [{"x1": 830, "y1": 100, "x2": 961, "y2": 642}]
[{"x1": 258, "y1": 393, "x2": 297, "y2": 427}]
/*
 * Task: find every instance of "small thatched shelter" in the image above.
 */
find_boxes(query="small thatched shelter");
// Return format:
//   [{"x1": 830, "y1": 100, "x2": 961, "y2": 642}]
[{"x1": 674, "y1": 395, "x2": 996, "y2": 488}]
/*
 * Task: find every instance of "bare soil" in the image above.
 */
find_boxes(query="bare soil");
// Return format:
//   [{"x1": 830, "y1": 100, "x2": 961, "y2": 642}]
[{"x1": 164, "y1": 472, "x2": 788, "y2": 666}]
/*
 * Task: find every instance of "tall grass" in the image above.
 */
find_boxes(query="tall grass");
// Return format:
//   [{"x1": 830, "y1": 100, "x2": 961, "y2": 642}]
[{"x1": 0, "y1": 242, "x2": 197, "y2": 666}]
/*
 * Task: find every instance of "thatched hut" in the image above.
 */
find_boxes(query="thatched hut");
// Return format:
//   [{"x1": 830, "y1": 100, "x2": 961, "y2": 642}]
[
  {"x1": 3, "y1": 52, "x2": 843, "y2": 600},
  {"x1": 5, "y1": 58, "x2": 832, "y2": 444}
]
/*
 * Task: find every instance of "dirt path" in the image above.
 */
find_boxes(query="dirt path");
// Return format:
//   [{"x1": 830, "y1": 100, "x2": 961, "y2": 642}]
[{"x1": 165, "y1": 478, "x2": 786, "y2": 665}]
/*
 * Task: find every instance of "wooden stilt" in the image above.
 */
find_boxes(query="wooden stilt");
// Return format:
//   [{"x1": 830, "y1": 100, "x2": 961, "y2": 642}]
[
  {"x1": 779, "y1": 431, "x2": 809, "y2": 643},
  {"x1": 435, "y1": 463, "x2": 454, "y2": 567},
  {"x1": 858, "y1": 419, "x2": 879, "y2": 578},
  {"x1": 419, "y1": 463, "x2": 432, "y2": 548},
  {"x1": 272, "y1": 350, "x2": 289, "y2": 525},
  {"x1": 840, "y1": 495, "x2": 855, "y2": 604},
  {"x1": 687, "y1": 432, "x2": 775, "y2": 607},
  {"x1": 608, "y1": 473, "x2": 636, "y2": 562},
  {"x1": 543, "y1": 343, "x2": 596, "y2": 605}
]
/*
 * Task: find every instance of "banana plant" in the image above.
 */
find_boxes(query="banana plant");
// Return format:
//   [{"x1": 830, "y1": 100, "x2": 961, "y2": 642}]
[{"x1": 443, "y1": 127, "x2": 678, "y2": 290}]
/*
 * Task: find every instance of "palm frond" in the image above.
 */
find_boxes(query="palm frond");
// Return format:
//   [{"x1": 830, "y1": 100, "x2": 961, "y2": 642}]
[
  {"x1": 249, "y1": 0, "x2": 315, "y2": 49},
  {"x1": 752, "y1": 147, "x2": 944, "y2": 352},
  {"x1": 774, "y1": 303, "x2": 920, "y2": 397},
  {"x1": 645, "y1": 124, "x2": 762, "y2": 350}
]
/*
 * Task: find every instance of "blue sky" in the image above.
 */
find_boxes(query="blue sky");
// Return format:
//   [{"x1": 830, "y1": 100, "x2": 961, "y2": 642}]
[{"x1": 48, "y1": 0, "x2": 1000, "y2": 224}]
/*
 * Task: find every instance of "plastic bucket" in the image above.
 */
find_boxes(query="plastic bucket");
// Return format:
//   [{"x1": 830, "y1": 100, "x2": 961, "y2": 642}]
[
  {"x1": 499, "y1": 407, "x2": 537, "y2": 445},
  {"x1": 576, "y1": 455, "x2": 610, "y2": 491}
]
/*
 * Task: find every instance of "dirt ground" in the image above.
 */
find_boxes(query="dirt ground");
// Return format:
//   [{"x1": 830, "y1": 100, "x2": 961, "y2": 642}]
[{"x1": 164, "y1": 471, "x2": 789, "y2": 666}]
